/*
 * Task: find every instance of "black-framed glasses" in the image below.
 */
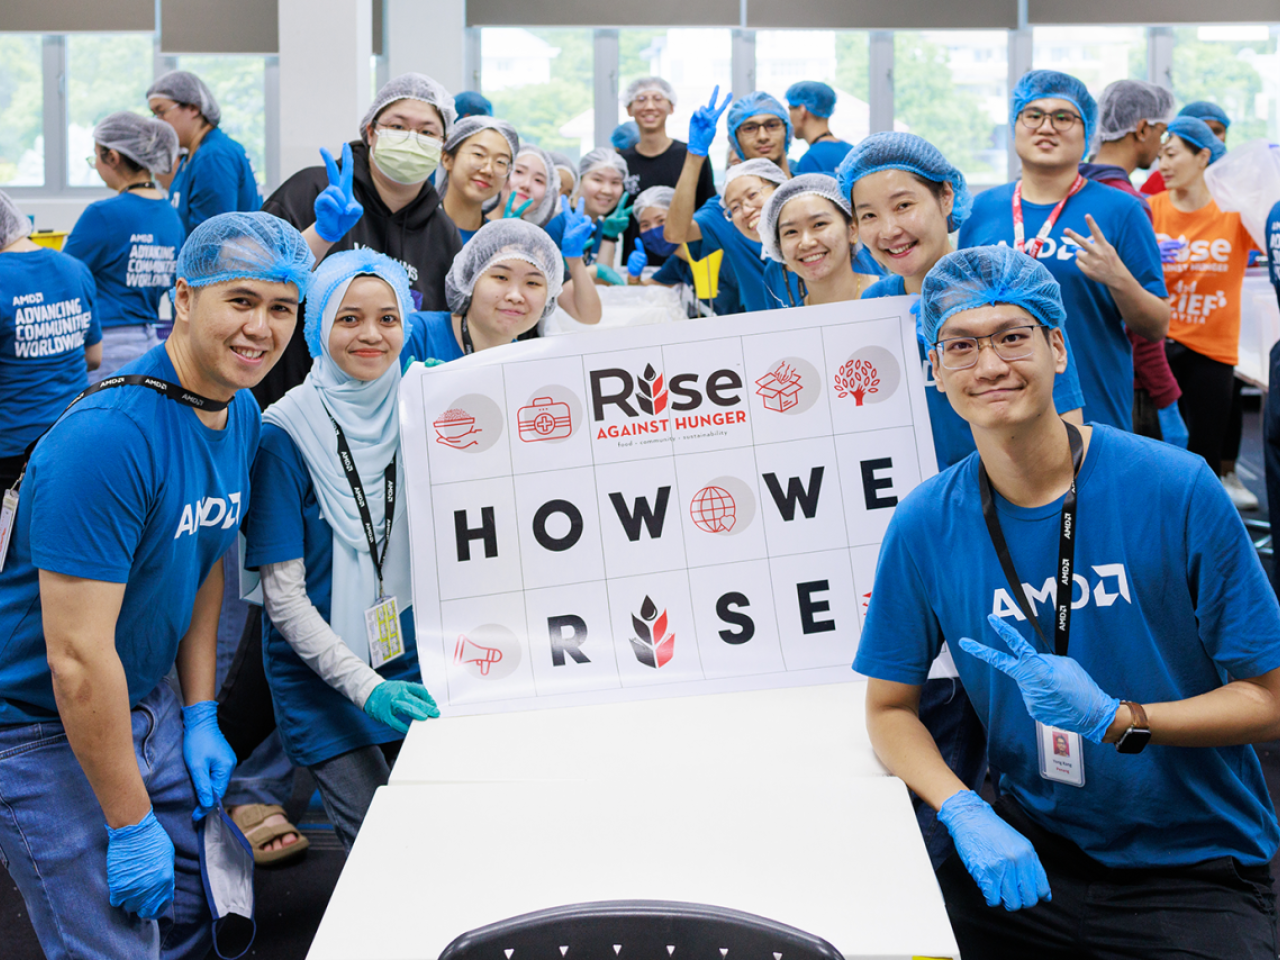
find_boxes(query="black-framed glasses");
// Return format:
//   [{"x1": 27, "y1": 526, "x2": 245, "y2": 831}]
[
  {"x1": 1017, "y1": 108, "x2": 1082, "y2": 132},
  {"x1": 933, "y1": 325, "x2": 1044, "y2": 370},
  {"x1": 737, "y1": 119, "x2": 784, "y2": 137}
]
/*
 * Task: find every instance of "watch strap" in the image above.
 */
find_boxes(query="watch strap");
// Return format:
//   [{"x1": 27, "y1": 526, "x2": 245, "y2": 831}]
[{"x1": 1122, "y1": 700, "x2": 1149, "y2": 732}]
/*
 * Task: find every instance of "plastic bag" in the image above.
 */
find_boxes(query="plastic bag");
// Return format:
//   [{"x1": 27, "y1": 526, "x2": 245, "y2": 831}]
[{"x1": 1204, "y1": 140, "x2": 1280, "y2": 250}]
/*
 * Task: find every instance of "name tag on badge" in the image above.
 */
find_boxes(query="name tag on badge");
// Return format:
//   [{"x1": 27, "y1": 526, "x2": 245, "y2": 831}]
[
  {"x1": 0, "y1": 487, "x2": 19, "y2": 574},
  {"x1": 1037, "y1": 721, "x2": 1085, "y2": 788},
  {"x1": 365, "y1": 596, "x2": 404, "y2": 670}
]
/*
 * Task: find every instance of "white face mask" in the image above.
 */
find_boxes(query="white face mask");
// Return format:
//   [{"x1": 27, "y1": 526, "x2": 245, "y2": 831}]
[{"x1": 372, "y1": 127, "x2": 443, "y2": 185}]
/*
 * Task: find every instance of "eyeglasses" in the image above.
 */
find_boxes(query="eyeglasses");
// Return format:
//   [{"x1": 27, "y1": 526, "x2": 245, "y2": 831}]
[
  {"x1": 1017, "y1": 108, "x2": 1082, "y2": 132},
  {"x1": 933, "y1": 325, "x2": 1044, "y2": 370},
  {"x1": 736, "y1": 119, "x2": 785, "y2": 137},
  {"x1": 86, "y1": 155, "x2": 99, "y2": 169},
  {"x1": 150, "y1": 103, "x2": 179, "y2": 119},
  {"x1": 465, "y1": 147, "x2": 510, "y2": 175},
  {"x1": 724, "y1": 187, "x2": 767, "y2": 221},
  {"x1": 375, "y1": 126, "x2": 444, "y2": 147},
  {"x1": 630, "y1": 94, "x2": 669, "y2": 107}
]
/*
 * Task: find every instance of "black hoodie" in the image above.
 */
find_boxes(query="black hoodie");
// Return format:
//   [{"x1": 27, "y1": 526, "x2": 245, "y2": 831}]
[{"x1": 255, "y1": 141, "x2": 461, "y2": 408}]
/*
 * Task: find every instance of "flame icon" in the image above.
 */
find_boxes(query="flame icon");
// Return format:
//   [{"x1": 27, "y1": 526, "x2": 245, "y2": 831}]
[{"x1": 629, "y1": 595, "x2": 674, "y2": 669}]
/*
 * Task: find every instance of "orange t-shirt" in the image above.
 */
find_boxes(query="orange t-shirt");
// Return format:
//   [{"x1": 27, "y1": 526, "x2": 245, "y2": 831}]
[{"x1": 1151, "y1": 192, "x2": 1257, "y2": 365}]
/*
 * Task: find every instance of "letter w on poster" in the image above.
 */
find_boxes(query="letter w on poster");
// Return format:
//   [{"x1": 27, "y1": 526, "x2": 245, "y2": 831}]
[{"x1": 399, "y1": 298, "x2": 935, "y2": 715}]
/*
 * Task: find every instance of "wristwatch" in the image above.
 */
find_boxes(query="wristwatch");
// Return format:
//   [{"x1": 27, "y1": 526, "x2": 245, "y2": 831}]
[{"x1": 1115, "y1": 700, "x2": 1151, "y2": 754}]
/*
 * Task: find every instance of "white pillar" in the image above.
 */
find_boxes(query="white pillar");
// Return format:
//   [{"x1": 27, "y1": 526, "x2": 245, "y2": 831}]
[
  {"x1": 1148, "y1": 26, "x2": 1174, "y2": 91},
  {"x1": 278, "y1": 0, "x2": 372, "y2": 182},
  {"x1": 385, "y1": 0, "x2": 465, "y2": 96},
  {"x1": 594, "y1": 29, "x2": 620, "y2": 150},
  {"x1": 1007, "y1": 27, "x2": 1033, "y2": 181},
  {"x1": 732, "y1": 29, "x2": 756, "y2": 100},
  {"x1": 868, "y1": 31, "x2": 894, "y2": 134}
]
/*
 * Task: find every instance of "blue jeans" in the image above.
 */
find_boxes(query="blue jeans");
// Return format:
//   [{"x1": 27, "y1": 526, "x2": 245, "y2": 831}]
[
  {"x1": 914, "y1": 676, "x2": 989, "y2": 869},
  {"x1": 0, "y1": 682, "x2": 211, "y2": 960}
]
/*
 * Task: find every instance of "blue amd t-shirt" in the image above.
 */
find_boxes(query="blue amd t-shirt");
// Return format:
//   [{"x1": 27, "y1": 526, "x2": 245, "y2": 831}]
[
  {"x1": 794, "y1": 139, "x2": 853, "y2": 176},
  {"x1": 652, "y1": 254, "x2": 744, "y2": 316},
  {"x1": 168, "y1": 126, "x2": 262, "y2": 235},
  {"x1": 62, "y1": 192, "x2": 185, "y2": 329},
  {"x1": 861, "y1": 274, "x2": 1085, "y2": 469},
  {"x1": 0, "y1": 248, "x2": 101, "y2": 457},
  {"x1": 854, "y1": 426, "x2": 1280, "y2": 868},
  {"x1": 762, "y1": 246, "x2": 887, "y2": 310},
  {"x1": 0, "y1": 345, "x2": 260, "y2": 723},
  {"x1": 690, "y1": 196, "x2": 774, "y2": 313},
  {"x1": 959, "y1": 180, "x2": 1166, "y2": 431},
  {"x1": 243, "y1": 425, "x2": 421, "y2": 766},
  {"x1": 404, "y1": 310, "x2": 464, "y2": 364}
]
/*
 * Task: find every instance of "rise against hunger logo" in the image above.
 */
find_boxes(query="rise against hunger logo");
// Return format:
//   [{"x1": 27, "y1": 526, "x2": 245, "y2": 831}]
[
  {"x1": 636, "y1": 363, "x2": 667, "y2": 416},
  {"x1": 629, "y1": 596, "x2": 674, "y2": 669}
]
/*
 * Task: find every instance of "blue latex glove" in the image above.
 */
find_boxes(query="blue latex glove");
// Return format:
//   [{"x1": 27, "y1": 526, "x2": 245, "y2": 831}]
[
  {"x1": 314, "y1": 143, "x2": 365, "y2": 243},
  {"x1": 106, "y1": 809, "x2": 175, "y2": 919},
  {"x1": 600, "y1": 193, "x2": 634, "y2": 241},
  {"x1": 627, "y1": 239, "x2": 648, "y2": 278},
  {"x1": 959, "y1": 615, "x2": 1120, "y2": 744},
  {"x1": 1158, "y1": 238, "x2": 1185, "y2": 264},
  {"x1": 908, "y1": 295, "x2": 928, "y2": 349},
  {"x1": 595, "y1": 264, "x2": 625, "y2": 286},
  {"x1": 502, "y1": 191, "x2": 534, "y2": 219},
  {"x1": 1157, "y1": 402, "x2": 1189, "y2": 449},
  {"x1": 364, "y1": 680, "x2": 440, "y2": 735},
  {"x1": 559, "y1": 196, "x2": 596, "y2": 259},
  {"x1": 181, "y1": 701, "x2": 237, "y2": 821},
  {"x1": 937, "y1": 791, "x2": 1051, "y2": 911},
  {"x1": 688, "y1": 86, "x2": 734, "y2": 157}
]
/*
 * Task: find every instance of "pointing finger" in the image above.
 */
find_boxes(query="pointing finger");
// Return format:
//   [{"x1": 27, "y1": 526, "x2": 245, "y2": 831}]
[
  {"x1": 706, "y1": 85, "x2": 720, "y2": 112},
  {"x1": 986, "y1": 615, "x2": 1039, "y2": 660},
  {"x1": 321, "y1": 147, "x2": 340, "y2": 186},
  {"x1": 957, "y1": 636, "x2": 1021, "y2": 677},
  {"x1": 340, "y1": 142, "x2": 355, "y2": 195}
]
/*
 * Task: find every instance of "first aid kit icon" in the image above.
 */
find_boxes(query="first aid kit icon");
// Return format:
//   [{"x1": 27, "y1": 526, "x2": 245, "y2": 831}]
[{"x1": 517, "y1": 397, "x2": 572, "y2": 442}]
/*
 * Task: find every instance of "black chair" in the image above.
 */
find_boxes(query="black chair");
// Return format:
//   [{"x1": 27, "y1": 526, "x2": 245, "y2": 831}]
[{"x1": 438, "y1": 899, "x2": 844, "y2": 960}]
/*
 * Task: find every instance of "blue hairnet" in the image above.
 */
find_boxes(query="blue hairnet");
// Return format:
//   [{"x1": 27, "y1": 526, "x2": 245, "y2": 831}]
[
  {"x1": 1179, "y1": 100, "x2": 1231, "y2": 130},
  {"x1": 611, "y1": 121, "x2": 640, "y2": 152},
  {"x1": 303, "y1": 249, "x2": 414, "y2": 359},
  {"x1": 785, "y1": 81, "x2": 836, "y2": 119},
  {"x1": 176, "y1": 212, "x2": 315, "y2": 298},
  {"x1": 453, "y1": 91, "x2": 493, "y2": 119},
  {"x1": 1010, "y1": 70, "x2": 1097, "y2": 159},
  {"x1": 919, "y1": 245, "x2": 1066, "y2": 345},
  {"x1": 727, "y1": 92, "x2": 793, "y2": 160},
  {"x1": 1166, "y1": 116, "x2": 1227, "y2": 165},
  {"x1": 835, "y1": 132, "x2": 973, "y2": 232}
]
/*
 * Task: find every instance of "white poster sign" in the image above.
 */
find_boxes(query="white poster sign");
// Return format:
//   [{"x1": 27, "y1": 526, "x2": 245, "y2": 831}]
[{"x1": 399, "y1": 298, "x2": 936, "y2": 715}]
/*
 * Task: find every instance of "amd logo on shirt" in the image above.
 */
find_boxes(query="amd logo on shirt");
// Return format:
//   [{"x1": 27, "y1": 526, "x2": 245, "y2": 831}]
[
  {"x1": 174, "y1": 493, "x2": 242, "y2": 539},
  {"x1": 991, "y1": 563, "x2": 1132, "y2": 621}
]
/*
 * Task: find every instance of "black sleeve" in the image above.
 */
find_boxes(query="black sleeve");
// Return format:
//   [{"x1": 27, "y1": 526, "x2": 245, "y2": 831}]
[{"x1": 261, "y1": 166, "x2": 326, "y2": 230}]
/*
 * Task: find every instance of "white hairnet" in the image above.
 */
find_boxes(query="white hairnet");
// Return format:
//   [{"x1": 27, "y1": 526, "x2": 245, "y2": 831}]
[
  {"x1": 548, "y1": 151, "x2": 579, "y2": 194},
  {"x1": 624, "y1": 76, "x2": 677, "y2": 108},
  {"x1": 444, "y1": 219, "x2": 564, "y2": 322},
  {"x1": 146, "y1": 71, "x2": 221, "y2": 126},
  {"x1": 0, "y1": 191, "x2": 32, "y2": 249},
  {"x1": 1095, "y1": 79, "x2": 1176, "y2": 144},
  {"x1": 579, "y1": 147, "x2": 629, "y2": 181},
  {"x1": 724, "y1": 157, "x2": 789, "y2": 189},
  {"x1": 360, "y1": 73, "x2": 457, "y2": 143},
  {"x1": 758, "y1": 174, "x2": 850, "y2": 264},
  {"x1": 439, "y1": 116, "x2": 520, "y2": 199},
  {"x1": 513, "y1": 144, "x2": 561, "y2": 228},
  {"x1": 632, "y1": 186, "x2": 675, "y2": 220},
  {"x1": 93, "y1": 112, "x2": 180, "y2": 174}
]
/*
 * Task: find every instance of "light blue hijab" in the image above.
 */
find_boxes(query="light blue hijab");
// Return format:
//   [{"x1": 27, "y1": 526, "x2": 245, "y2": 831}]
[{"x1": 264, "y1": 249, "x2": 415, "y2": 662}]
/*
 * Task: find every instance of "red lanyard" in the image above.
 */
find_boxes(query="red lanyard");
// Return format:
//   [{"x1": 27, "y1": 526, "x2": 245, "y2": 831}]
[{"x1": 1012, "y1": 175, "x2": 1086, "y2": 260}]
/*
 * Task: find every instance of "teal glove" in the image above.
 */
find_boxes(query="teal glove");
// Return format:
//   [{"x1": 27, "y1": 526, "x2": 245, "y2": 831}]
[
  {"x1": 958, "y1": 615, "x2": 1120, "y2": 744},
  {"x1": 559, "y1": 196, "x2": 596, "y2": 259},
  {"x1": 502, "y1": 190, "x2": 534, "y2": 219},
  {"x1": 937, "y1": 791, "x2": 1050, "y2": 911},
  {"x1": 181, "y1": 701, "x2": 237, "y2": 821},
  {"x1": 600, "y1": 192, "x2": 634, "y2": 241},
  {"x1": 364, "y1": 680, "x2": 440, "y2": 734},
  {"x1": 106, "y1": 810, "x2": 175, "y2": 919},
  {"x1": 595, "y1": 264, "x2": 625, "y2": 286}
]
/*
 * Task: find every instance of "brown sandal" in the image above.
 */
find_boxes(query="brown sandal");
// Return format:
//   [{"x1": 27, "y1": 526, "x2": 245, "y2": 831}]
[{"x1": 230, "y1": 803, "x2": 310, "y2": 866}]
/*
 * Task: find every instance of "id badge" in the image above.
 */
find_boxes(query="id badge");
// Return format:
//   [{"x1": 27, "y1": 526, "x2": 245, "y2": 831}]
[
  {"x1": 1037, "y1": 721, "x2": 1085, "y2": 788},
  {"x1": 0, "y1": 487, "x2": 18, "y2": 574},
  {"x1": 365, "y1": 596, "x2": 404, "y2": 669}
]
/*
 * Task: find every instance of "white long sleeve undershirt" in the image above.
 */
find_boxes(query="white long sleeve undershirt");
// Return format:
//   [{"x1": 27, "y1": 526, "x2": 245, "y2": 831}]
[{"x1": 260, "y1": 559, "x2": 384, "y2": 709}]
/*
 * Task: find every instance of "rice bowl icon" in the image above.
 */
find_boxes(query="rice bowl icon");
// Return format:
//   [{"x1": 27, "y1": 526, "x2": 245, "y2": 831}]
[{"x1": 434, "y1": 408, "x2": 482, "y2": 449}]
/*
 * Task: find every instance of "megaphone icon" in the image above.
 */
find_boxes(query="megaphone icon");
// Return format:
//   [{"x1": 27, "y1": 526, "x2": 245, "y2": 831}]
[{"x1": 454, "y1": 634, "x2": 503, "y2": 676}]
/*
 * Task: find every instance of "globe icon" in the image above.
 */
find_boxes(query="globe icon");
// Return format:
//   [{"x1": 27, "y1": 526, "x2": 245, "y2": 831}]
[{"x1": 690, "y1": 485, "x2": 736, "y2": 534}]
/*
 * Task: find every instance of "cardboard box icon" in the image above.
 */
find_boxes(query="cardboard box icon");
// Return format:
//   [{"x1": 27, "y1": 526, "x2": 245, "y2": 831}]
[
  {"x1": 754, "y1": 363, "x2": 803, "y2": 413},
  {"x1": 517, "y1": 397, "x2": 572, "y2": 442}
]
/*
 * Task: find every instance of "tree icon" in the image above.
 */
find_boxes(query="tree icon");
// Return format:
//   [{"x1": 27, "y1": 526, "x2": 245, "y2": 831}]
[{"x1": 835, "y1": 358, "x2": 880, "y2": 405}]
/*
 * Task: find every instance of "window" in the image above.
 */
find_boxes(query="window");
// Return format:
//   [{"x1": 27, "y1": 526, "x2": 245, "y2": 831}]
[
  {"x1": 1172, "y1": 25, "x2": 1278, "y2": 144},
  {"x1": 618, "y1": 28, "x2": 733, "y2": 170},
  {"x1": 1032, "y1": 26, "x2": 1146, "y2": 97},
  {"x1": 0, "y1": 34, "x2": 44, "y2": 186},
  {"x1": 66, "y1": 34, "x2": 154, "y2": 187},
  {"x1": 895, "y1": 30, "x2": 1009, "y2": 190},
  {"x1": 176, "y1": 55, "x2": 268, "y2": 187},
  {"x1": 482, "y1": 28, "x2": 593, "y2": 161}
]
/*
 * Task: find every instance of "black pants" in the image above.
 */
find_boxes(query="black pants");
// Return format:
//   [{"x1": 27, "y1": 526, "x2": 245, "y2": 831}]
[
  {"x1": 1167, "y1": 340, "x2": 1236, "y2": 476},
  {"x1": 216, "y1": 606, "x2": 278, "y2": 764},
  {"x1": 937, "y1": 795, "x2": 1278, "y2": 960},
  {"x1": 1266, "y1": 339, "x2": 1280, "y2": 596}
]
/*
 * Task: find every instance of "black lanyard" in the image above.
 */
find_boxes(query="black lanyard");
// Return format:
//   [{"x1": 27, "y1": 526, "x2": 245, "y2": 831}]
[
  {"x1": 977, "y1": 421, "x2": 1084, "y2": 657},
  {"x1": 124, "y1": 181, "x2": 158, "y2": 193},
  {"x1": 13, "y1": 375, "x2": 228, "y2": 494},
  {"x1": 460, "y1": 316, "x2": 474, "y2": 355},
  {"x1": 322, "y1": 405, "x2": 396, "y2": 597}
]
